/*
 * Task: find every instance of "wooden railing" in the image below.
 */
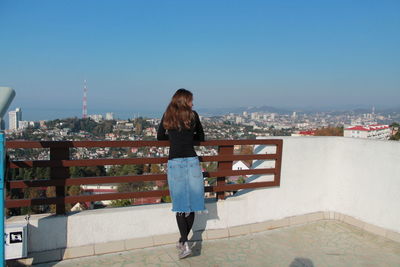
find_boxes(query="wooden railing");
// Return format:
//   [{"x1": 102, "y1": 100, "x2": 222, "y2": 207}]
[{"x1": 5, "y1": 139, "x2": 283, "y2": 215}]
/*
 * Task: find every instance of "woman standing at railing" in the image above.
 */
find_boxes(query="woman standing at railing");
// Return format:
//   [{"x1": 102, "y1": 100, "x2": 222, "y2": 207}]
[{"x1": 157, "y1": 88, "x2": 205, "y2": 259}]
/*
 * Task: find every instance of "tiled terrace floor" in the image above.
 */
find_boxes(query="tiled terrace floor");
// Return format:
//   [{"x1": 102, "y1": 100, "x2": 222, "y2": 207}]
[{"x1": 34, "y1": 220, "x2": 400, "y2": 267}]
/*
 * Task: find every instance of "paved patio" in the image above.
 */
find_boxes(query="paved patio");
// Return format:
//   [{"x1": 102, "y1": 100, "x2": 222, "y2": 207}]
[{"x1": 33, "y1": 220, "x2": 400, "y2": 267}]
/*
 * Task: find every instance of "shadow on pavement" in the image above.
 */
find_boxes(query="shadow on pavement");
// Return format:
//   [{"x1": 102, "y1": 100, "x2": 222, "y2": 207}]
[
  {"x1": 289, "y1": 257, "x2": 315, "y2": 267},
  {"x1": 189, "y1": 200, "x2": 218, "y2": 257}
]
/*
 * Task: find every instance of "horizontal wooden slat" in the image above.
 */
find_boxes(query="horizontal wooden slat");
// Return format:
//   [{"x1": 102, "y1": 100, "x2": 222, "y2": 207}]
[
  {"x1": 5, "y1": 139, "x2": 283, "y2": 210},
  {"x1": 6, "y1": 190, "x2": 170, "y2": 208},
  {"x1": 201, "y1": 139, "x2": 282, "y2": 146},
  {"x1": 8, "y1": 168, "x2": 276, "y2": 189},
  {"x1": 9, "y1": 154, "x2": 278, "y2": 169},
  {"x1": 206, "y1": 181, "x2": 278, "y2": 192},
  {"x1": 8, "y1": 174, "x2": 168, "y2": 189},
  {"x1": 8, "y1": 168, "x2": 275, "y2": 189},
  {"x1": 9, "y1": 157, "x2": 168, "y2": 168},
  {"x1": 6, "y1": 181, "x2": 279, "y2": 208},
  {"x1": 6, "y1": 139, "x2": 282, "y2": 149},
  {"x1": 207, "y1": 168, "x2": 275, "y2": 177},
  {"x1": 6, "y1": 140, "x2": 170, "y2": 149},
  {"x1": 200, "y1": 154, "x2": 278, "y2": 162}
]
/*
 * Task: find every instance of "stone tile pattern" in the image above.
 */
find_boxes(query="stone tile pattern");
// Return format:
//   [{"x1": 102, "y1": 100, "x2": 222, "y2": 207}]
[
  {"x1": 10, "y1": 211, "x2": 400, "y2": 266},
  {"x1": 29, "y1": 220, "x2": 400, "y2": 267}
]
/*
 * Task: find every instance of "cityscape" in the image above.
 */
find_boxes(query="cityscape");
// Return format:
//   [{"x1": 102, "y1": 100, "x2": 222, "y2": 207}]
[
  {"x1": 2, "y1": 1, "x2": 400, "y2": 265},
  {"x1": 5, "y1": 103, "x2": 400, "y2": 212},
  {"x1": 6, "y1": 105, "x2": 400, "y2": 145}
]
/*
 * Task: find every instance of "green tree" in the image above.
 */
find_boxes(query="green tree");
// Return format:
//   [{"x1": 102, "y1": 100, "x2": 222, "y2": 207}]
[
  {"x1": 237, "y1": 176, "x2": 246, "y2": 184},
  {"x1": 150, "y1": 164, "x2": 161, "y2": 174},
  {"x1": 46, "y1": 187, "x2": 56, "y2": 214},
  {"x1": 389, "y1": 122, "x2": 400, "y2": 141},
  {"x1": 7, "y1": 167, "x2": 51, "y2": 215},
  {"x1": 70, "y1": 166, "x2": 106, "y2": 177},
  {"x1": 161, "y1": 184, "x2": 171, "y2": 203},
  {"x1": 110, "y1": 199, "x2": 132, "y2": 207},
  {"x1": 107, "y1": 164, "x2": 147, "y2": 207},
  {"x1": 135, "y1": 123, "x2": 143, "y2": 135},
  {"x1": 390, "y1": 132, "x2": 400, "y2": 141},
  {"x1": 314, "y1": 127, "x2": 344, "y2": 136},
  {"x1": 68, "y1": 185, "x2": 82, "y2": 196}
]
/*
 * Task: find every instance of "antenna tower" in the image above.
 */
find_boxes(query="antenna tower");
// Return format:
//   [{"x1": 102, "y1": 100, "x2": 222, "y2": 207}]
[{"x1": 82, "y1": 80, "x2": 88, "y2": 118}]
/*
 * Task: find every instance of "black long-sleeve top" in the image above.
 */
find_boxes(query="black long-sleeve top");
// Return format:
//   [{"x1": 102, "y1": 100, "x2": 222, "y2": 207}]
[{"x1": 157, "y1": 111, "x2": 205, "y2": 159}]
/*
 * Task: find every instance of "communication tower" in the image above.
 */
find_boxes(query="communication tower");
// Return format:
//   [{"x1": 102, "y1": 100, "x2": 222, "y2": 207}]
[{"x1": 82, "y1": 80, "x2": 88, "y2": 119}]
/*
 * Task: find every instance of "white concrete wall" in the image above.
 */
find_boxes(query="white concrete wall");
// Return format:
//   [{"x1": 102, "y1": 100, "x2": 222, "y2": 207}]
[
  {"x1": 248, "y1": 137, "x2": 400, "y2": 234},
  {"x1": 7, "y1": 137, "x2": 400, "y2": 253},
  {"x1": 326, "y1": 138, "x2": 400, "y2": 232}
]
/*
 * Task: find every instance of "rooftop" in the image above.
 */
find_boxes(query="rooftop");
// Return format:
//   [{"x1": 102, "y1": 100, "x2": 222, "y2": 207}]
[
  {"x1": 345, "y1": 124, "x2": 390, "y2": 131},
  {"x1": 5, "y1": 137, "x2": 400, "y2": 266},
  {"x1": 32, "y1": 220, "x2": 400, "y2": 267}
]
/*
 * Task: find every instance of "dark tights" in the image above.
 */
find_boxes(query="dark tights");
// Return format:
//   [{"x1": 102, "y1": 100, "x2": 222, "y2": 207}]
[{"x1": 176, "y1": 212, "x2": 195, "y2": 243}]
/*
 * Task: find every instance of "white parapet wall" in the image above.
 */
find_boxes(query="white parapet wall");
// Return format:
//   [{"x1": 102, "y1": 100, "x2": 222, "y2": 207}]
[
  {"x1": 6, "y1": 137, "x2": 400, "y2": 263},
  {"x1": 245, "y1": 136, "x2": 400, "y2": 233}
]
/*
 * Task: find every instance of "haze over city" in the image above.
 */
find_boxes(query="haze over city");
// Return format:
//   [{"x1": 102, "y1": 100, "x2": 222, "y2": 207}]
[{"x1": 1, "y1": 0, "x2": 399, "y2": 121}]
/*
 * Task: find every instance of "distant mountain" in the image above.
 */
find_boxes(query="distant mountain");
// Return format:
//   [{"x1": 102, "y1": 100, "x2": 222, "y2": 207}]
[
  {"x1": 197, "y1": 106, "x2": 291, "y2": 116},
  {"x1": 380, "y1": 106, "x2": 400, "y2": 114},
  {"x1": 245, "y1": 106, "x2": 292, "y2": 114}
]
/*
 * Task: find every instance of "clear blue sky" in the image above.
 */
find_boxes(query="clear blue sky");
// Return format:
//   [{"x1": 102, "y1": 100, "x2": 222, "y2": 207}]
[{"x1": 1, "y1": 0, "x2": 399, "y2": 120}]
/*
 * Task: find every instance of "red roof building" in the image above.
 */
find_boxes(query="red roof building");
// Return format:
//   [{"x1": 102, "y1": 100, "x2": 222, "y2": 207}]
[{"x1": 344, "y1": 124, "x2": 390, "y2": 140}]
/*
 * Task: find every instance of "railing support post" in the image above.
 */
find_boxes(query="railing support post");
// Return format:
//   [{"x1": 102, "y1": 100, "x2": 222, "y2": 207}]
[
  {"x1": 216, "y1": 145, "x2": 234, "y2": 200},
  {"x1": 50, "y1": 146, "x2": 70, "y2": 215}
]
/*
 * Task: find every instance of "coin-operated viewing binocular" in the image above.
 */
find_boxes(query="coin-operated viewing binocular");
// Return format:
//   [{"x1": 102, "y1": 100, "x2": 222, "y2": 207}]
[{"x1": 0, "y1": 87, "x2": 16, "y2": 130}]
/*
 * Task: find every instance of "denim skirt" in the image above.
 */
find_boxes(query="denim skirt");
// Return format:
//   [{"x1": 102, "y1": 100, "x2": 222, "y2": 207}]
[{"x1": 167, "y1": 156, "x2": 205, "y2": 213}]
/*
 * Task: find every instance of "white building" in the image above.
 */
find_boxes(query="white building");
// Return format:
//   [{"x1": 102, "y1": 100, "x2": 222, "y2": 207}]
[
  {"x1": 235, "y1": 116, "x2": 243, "y2": 124},
  {"x1": 81, "y1": 184, "x2": 118, "y2": 205},
  {"x1": 18, "y1": 120, "x2": 29, "y2": 130},
  {"x1": 251, "y1": 112, "x2": 258, "y2": 120},
  {"x1": 232, "y1": 160, "x2": 251, "y2": 171},
  {"x1": 344, "y1": 124, "x2": 391, "y2": 140},
  {"x1": 89, "y1": 114, "x2": 103, "y2": 122},
  {"x1": 8, "y1": 107, "x2": 22, "y2": 130},
  {"x1": 228, "y1": 160, "x2": 252, "y2": 184},
  {"x1": 105, "y1": 112, "x2": 114, "y2": 120}
]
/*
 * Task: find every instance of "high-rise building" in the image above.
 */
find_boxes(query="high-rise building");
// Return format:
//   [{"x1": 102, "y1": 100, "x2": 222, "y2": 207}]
[{"x1": 8, "y1": 107, "x2": 22, "y2": 130}]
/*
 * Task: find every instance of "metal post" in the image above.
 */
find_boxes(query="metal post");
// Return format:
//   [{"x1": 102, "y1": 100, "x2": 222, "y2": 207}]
[{"x1": 0, "y1": 133, "x2": 5, "y2": 265}]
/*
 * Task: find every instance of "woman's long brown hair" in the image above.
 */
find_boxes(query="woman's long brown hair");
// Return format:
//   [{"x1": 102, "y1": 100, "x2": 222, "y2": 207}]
[{"x1": 163, "y1": 89, "x2": 195, "y2": 130}]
